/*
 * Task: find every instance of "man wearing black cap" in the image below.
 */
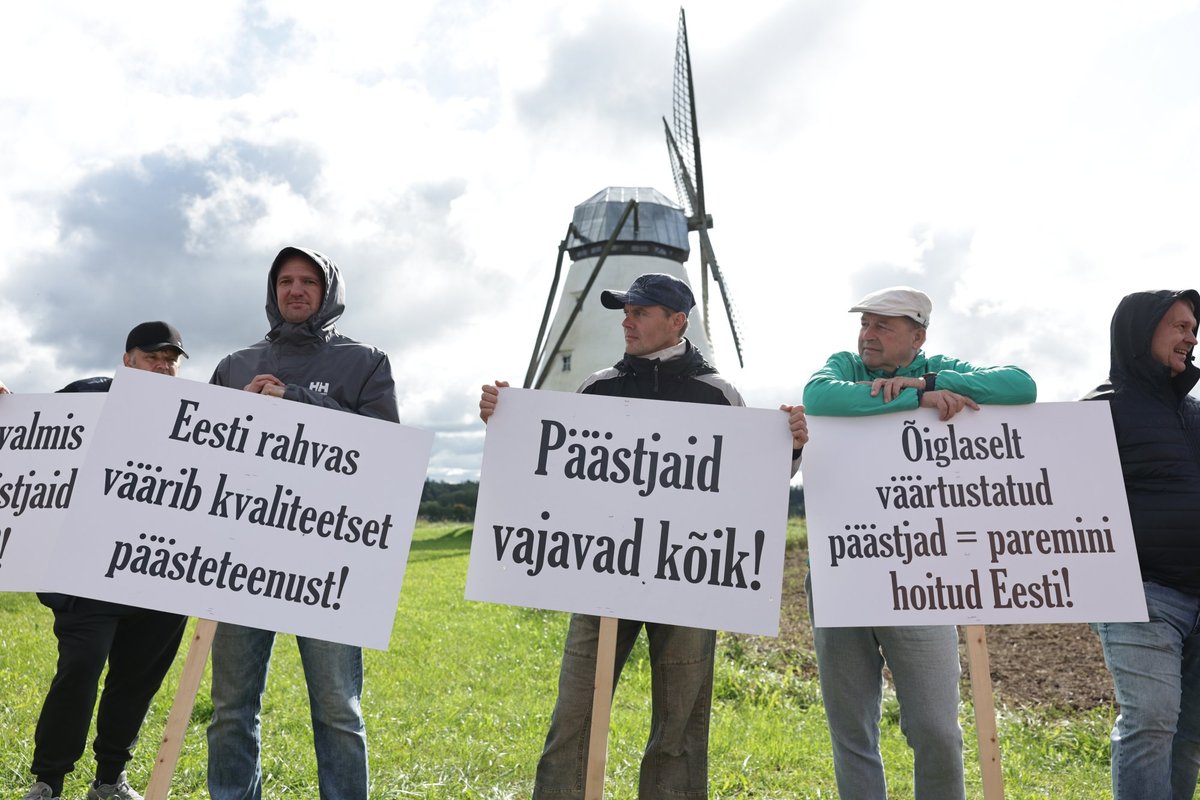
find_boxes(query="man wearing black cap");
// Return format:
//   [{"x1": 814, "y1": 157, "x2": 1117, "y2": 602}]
[
  {"x1": 22, "y1": 322, "x2": 189, "y2": 800},
  {"x1": 121, "y1": 321, "x2": 188, "y2": 377},
  {"x1": 206, "y1": 246, "x2": 398, "y2": 800},
  {"x1": 480, "y1": 272, "x2": 807, "y2": 799}
]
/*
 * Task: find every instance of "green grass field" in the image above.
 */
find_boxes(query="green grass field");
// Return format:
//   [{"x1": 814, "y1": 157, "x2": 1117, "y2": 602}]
[{"x1": 1, "y1": 522, "x2": 1118, "y2": 798}]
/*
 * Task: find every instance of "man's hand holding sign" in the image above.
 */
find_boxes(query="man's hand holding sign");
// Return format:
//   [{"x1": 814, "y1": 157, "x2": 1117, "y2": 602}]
[
  {"x1": 206, "y1": 245, "x2": 425, "y2": 800},
  {"x1": 54, "y1": 366, "x2": 429, "y2": 649},
  {"x1": 802, "y1": 286, "x2": 1045, "y2": 800},
  {"x1": 470, "y1": 387, "x2": 798, "y2": 632},
  {"x1": 805, "y1": 403, "x2": 1143, "y2": 627},
  {"x1": 470, "y1": 273, "x2": 805, "y2": 800}
]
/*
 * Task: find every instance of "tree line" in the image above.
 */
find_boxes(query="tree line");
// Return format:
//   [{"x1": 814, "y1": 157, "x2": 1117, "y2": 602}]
[{"x1": 419, "y1": 480, "x2": 805, "y2": 521}]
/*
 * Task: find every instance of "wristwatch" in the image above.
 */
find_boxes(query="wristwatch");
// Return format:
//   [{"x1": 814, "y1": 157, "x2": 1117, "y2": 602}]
[{"x1": 916, "y1": 372, "x2": 937, "y2": 403}]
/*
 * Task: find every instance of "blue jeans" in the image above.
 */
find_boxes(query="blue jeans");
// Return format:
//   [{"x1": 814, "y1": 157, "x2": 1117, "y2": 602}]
[
  {"x1": 206, "y1": 623, "x2": 367, "y2": 800},
  {"x1": 533, "y1": 614, "x2": 715, "y2": 799},
  {"x1": 1094, "y1": 581, "x2": 1200, "y2": 800},
  {"x1": 808, "y1": 573, "x2": 965, "y2": 800}
]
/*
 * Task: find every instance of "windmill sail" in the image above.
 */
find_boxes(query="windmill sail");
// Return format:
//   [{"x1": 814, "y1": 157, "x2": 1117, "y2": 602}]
[{"x1": 666, "y1": 8, "x2": 744, "y2": 367}]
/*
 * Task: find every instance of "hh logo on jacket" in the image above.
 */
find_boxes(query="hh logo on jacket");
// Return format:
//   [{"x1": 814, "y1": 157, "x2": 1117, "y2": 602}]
[{"x1": 309, "y1": 381, "x2": 329, "y2": 394}]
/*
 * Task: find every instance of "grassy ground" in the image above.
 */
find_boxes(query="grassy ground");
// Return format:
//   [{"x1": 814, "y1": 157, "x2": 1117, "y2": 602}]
[{"x1": 0, "y1": 521, "x2": 1118, "y2": 798}]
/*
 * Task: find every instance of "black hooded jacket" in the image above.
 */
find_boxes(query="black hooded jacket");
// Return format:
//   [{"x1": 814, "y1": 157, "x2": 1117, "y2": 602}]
[
  {"x1": 577, "y1": 340, "x2": 744, "y2": 407},
  {"x1": 1087, "y1": 289, "x2": 1200, "y2": 595}
]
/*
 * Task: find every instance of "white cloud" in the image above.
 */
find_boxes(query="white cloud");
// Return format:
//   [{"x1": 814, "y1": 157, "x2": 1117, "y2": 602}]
[{"x1": 3, "y1": 1, "x2": 1200, "y2": 479}]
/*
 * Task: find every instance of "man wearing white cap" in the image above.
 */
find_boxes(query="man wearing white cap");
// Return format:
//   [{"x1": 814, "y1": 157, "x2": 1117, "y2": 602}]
[{"x1": 803, "y1": 286, "x2": 1036, "y2": 800}]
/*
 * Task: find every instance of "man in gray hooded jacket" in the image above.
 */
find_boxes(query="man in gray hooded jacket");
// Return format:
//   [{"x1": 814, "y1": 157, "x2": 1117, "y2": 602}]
[{"x1": 206, "y1": 246, "x2": 398, "y2": 800}]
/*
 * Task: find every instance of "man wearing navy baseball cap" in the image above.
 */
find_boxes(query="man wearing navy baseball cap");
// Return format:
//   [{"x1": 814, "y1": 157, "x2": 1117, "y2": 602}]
[
  {"x1": 480, "y1": 272, "x2": 808, "y2": 798},
  {"x1": 599, "y1": 271, "x2": 695, "y2": 310}
]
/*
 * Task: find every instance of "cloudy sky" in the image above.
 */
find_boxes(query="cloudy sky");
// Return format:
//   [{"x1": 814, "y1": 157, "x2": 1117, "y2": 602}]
[{"x1": 3, "y1": 1, "x2": 1199, "y2": 480}]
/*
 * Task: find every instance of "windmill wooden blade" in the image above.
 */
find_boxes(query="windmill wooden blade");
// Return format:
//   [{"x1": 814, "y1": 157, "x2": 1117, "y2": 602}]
[
  {"x1": 663, "y1": 119, "x2": 697, "y2": 220},
  {"x1": 698, "y1": 227, "x2": 745, "y2": 368},
  {"x1": 671, "y1": 9, "x2": 704, "y2": 221},
  {"x1": 664, "y1": 118, "x2": 711, "y2": 340},
  {"x1": 664, "y1": 8, "x2": 743, "y2": 367}
]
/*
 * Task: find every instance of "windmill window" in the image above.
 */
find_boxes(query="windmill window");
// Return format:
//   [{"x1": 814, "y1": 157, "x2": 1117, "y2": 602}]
[{"x1": 561, "y1": 353, "x2": 572, "y2": 372}]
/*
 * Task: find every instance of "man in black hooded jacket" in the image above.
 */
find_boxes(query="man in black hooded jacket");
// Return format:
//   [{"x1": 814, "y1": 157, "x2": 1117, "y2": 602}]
[
  {"x1": 480, "y1": 272, "x2": 807, "y2": 799},
  {"x1": 1088, "y1": 289, "x2": 1200, "y2": 800}
]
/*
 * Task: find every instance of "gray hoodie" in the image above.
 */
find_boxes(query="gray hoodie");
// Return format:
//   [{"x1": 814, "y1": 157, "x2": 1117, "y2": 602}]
[{"x1": 211, "y1": 246, "x2": 399, "y2": 422}]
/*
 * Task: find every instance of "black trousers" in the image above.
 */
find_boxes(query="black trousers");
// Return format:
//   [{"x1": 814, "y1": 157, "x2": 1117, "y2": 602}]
[{"x1": 31, "y1": 598, "x2": 186, "y2": 782}]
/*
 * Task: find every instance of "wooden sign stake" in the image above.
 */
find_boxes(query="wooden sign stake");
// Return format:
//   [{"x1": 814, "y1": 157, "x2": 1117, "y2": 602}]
[
  {"x1": 965, "y1": 624, "x2": 1005, "y2": 800},
  {"x1": 145, "y1": 618, "x2": 217, "y2": 800},
  {"x1": 584, "y1": 616, "x2": 619, "y2": 800}
]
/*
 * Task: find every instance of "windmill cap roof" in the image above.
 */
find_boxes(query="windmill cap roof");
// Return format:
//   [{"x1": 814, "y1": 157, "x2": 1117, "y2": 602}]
[
  {"x1": 601, "y1": 273, "x2": 695, "y2": 314},
  {"x1": 849, "y1": 286, "x2": 932, "y2": 327}
]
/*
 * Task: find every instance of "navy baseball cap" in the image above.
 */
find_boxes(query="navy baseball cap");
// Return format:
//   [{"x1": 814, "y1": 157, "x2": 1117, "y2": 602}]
[
  {"x1": 600, "y1": 273, "x2": 695, "y2": 314},
  {"x1": 125, "y1": 321, "x2": 188, "y2": 357}
]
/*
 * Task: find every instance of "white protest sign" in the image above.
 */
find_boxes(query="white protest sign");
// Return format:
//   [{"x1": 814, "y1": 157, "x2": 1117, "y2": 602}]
[
  {"x1": 0, "y1": 393, "x2": 105, "y2": 590},
  {"x1": 53, "y1": 367, "x2": 433, "y2": 649},
  {"x1": 466, "y1": 388, "x2": 793, "y2": 636},
  {"x1": 804, "y1": 401, "x2": 1147, "y2": 627}
]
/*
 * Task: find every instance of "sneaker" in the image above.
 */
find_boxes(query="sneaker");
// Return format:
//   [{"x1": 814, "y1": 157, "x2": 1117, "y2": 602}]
[
  {"x1": 86, "y1": 773, "x2": 142, "y2": 800},
  {"x1": 21, "y1": 783, "x2": 59, "y2": 800}
]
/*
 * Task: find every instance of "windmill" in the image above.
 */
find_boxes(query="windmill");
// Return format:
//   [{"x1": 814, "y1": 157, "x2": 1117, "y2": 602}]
[{"x1": 524, "y1": 10, "x2": 740, "y2": 392}]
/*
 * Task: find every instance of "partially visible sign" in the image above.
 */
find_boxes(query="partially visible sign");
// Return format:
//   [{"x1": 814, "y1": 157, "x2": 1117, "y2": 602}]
[{"x1": 0, "y1": 393, "x2": 104, "y2": 590}]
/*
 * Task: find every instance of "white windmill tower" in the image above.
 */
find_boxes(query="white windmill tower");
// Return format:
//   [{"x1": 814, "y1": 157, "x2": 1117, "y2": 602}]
[{"x1": 524, "y1": 9, "x2": 743, "y2": 392}]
